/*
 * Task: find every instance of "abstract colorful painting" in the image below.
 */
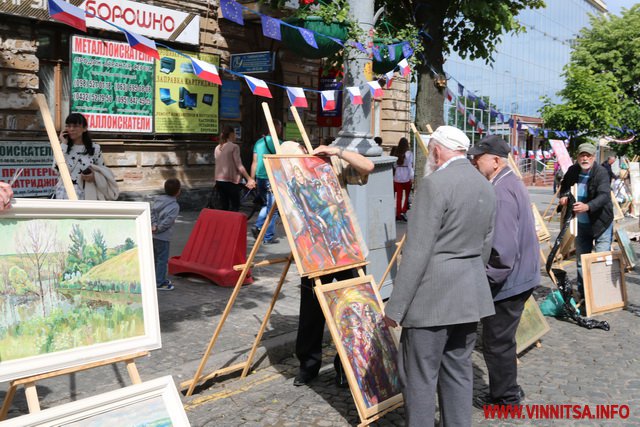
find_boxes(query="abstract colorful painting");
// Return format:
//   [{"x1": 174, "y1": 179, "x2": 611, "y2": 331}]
[
  {"x1": 0, "y1": 376, "x2": 189, "y2": 426},
  {"x1": 0, "y1": 199, "x2": 161, "y2": 382},
  {"x1": 315, "y1": 276, "x2": 402, "y2": 419},
  {"x1": 264, "y1": 155, "x2": 367, "y2": 276}
]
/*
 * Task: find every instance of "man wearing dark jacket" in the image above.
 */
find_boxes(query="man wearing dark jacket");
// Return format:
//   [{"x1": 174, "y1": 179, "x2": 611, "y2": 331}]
[
  {"x1": 469, "y1": 136, "x2": 540, "y2": 407},
  {"x1": 559, "y1": 143, "x2": 613, "y2": 300}
]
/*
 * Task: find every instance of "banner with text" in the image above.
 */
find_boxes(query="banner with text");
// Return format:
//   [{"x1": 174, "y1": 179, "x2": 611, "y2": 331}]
[
  {"x1": 154, "y1": 48, "x2": 219, "y2": 134},
  {"x1": 0, "y1": 141, "x2": 57, "y2": 197},
  {"x1": 71, "y1": 35, "x2": 154, "y2": 133}
]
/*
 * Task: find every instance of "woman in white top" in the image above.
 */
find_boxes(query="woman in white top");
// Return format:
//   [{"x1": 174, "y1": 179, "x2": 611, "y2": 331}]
[
  {"x1": 55, "y1": 113, "x2": 104, "y2": 200},
  {"x1": 392, "y1": 137, "x2": 413, "y2": 221}
]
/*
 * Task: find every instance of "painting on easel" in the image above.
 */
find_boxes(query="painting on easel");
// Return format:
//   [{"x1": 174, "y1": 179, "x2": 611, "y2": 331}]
[
  {"x1": 264, "y1": 155, "x2": 367, "y2": 276},
  {"x1": 0, "y1": 199, "x2": 161, "y2": 383},
  {"x1": 315, "y1": 276, "x2": 403, "y2": 420}
]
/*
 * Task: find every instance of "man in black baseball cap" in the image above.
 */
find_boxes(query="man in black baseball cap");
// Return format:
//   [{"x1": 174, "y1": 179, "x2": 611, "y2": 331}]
[{"x1": 470, "y1": 134, "x2": 540, "y2": 408}]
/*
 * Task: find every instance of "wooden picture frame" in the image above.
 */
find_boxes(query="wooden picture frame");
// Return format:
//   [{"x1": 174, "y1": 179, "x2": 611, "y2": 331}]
[
  {"x1": 612, "y1": 191, "x2": 624, "y2": 222},
  {"x1": 314, "y1": 275, "x2": 403, "y2": 421},
  {"x1": 0, "y1": 376, "x2": 188, "y2": 426},
  {"x1": 615, "y1": 227, "x2": 637, "y2": 270},
  {"x1": 0, "y1": 199, "x2": 161, "y2": 383},
  {"x1": 515, "y1": 296, "x2": 550, "y2": 354},
  {"x1": 581, "y1": 251, "x2": 627, "y2": 317},
  {"x1": 264, "y1": 154, "x2": 368, "y2": 277},
  {"x1": 531, "y1": 203, "x2": 550, "y2": 242}
]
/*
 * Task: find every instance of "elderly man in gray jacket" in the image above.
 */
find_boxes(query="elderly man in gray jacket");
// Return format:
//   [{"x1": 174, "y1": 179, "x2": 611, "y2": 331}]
[
  {"x1": 384, "y1": 126, "x2": 496, "y2": 427},
  {"x1": 469, "y1": 135, "x2": 540, "y2": 408}
]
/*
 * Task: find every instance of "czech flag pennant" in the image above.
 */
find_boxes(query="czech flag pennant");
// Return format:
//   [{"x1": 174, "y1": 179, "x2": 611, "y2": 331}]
[
  {"x1": 122, "y1": 29, "x2": 159, "y2": 59},
  {"x1": 512, "y1": 146, "x2": 519, "y2": 157},
  {"x1": 347, "y1": 87, "x2": 363, "y2": 105},
  {"x1": 367, "y1": 81, "x2": 384, "y2": 99},
  {"x1": 298, "y1": 28, "x2": 318, "y2": 49},
  {"x1": 244, "y1": 75, "x2": 272, "y2": 98},
  {"x1": 445, "y1": 87, "x2": 455, "y2": 102},
  {"x1": 456, "y1": 100, "x2": 466, "y2": 115},
  {"x1": 536, "y1": 149, "x2": 543, "y2": 160},
  {"x1": 528, "y1": 150, "x2": 535, "y2": 159},
  {"x1": 48, "y1": 0, "x2": 87, "y2": 32},
  {"x1": 220, "y1": 0, "x2": 244, "y2": 26},
  {"x1": 320, "y1": 90, "x2": 336, "y2": 111},
  {"x1": 477, "y1": 121, "x2": 485, "y2": 135},
  {"x1": 520, "y1": 148, "x2": 526, "y2": 158},
  {"x1": 398, "y1": 58, "x2": 410, "y2": 77},
  {"x1": 467, "y1": 113, "x2": 477, "y2": 127},
  {"x1": 384, "y1": 70, "x2": 395, "y2": 89},
  {"x1": 543, "y1": 150, "x2": 550, "y2": 159},
  {"x1": 190, "y1": 57, "x2": 222, "y2": 85},
  {"x1": 286, "y1": 86, "x2": 307, "y2": 108}
]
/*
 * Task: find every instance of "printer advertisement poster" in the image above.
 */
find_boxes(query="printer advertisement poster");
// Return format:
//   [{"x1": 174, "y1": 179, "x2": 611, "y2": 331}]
[
  {"x1": 70, "y1": 35, "x2": 154, "y2": 132},
  {"x1": 155, "y1": 48, "x2": 220, "y2": 134}
]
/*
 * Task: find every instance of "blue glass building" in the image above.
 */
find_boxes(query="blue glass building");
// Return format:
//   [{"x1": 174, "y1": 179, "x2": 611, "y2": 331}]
[{"x1": 443, "y1": 0, "x2": 607, "y2": 142}]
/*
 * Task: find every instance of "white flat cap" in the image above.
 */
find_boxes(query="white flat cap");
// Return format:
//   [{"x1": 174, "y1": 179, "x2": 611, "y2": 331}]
[{"x1": 431, "y1": 125, "x2": 470, "y2": 151}]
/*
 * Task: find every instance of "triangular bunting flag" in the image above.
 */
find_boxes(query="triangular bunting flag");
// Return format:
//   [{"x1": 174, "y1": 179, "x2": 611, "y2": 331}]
[
  {"x1": 298, "y1": 28, "x2": 318, "y2": 48},
  {"x1": 477, "y1": 122, "x2": 485, "y2": 135},
  {"x1": 445, "y1": 87, "x2": 454, "y2": 102},
  {"x1": 478, "y1": 98, "x2": 487, "y2": 110},
  {"x1": 367, "y1": 81, "x2": 384, "y2": 99},
  {"x1": 261, "y1": 15, "x2": 281, "y2": 40},
  {"x1": 347, "y1": 87, "x2": 363, "y2": 105},
  {"x1": 398, "y1": 58, "x2": 410, "y2": 77},
  {"x1": 456, "y1": 100, "x2": 466, "y2": 115},
  {"x1": 467, "y1": 113, "x2": 477, "y2": 127},
  {"x1": 388, "y1": 44, "x2": 396, "y2": 62},
  {"x1": 122, "y1": 29, "x2": 159, "y2": 59},
  {"x1": 320, "y1": 90, "x2": 336, "y2": 111},
  {"x1": 467, "y1": 92, "x2": 477, "y2": 102},
  {"x1": 48, "y1": 0, "x2": 86, "y2": 32},
  {"x1": 190, "y1": 57, "x2": 222, "y2": 85},
  {"x1": 372, "y1": 46, "x2": 382, "y2": 62},
  {"x1": 402, "y1": 41, "x2": 413, "y2": 58},
  {"x1": 489, "y1": 107, "x2": 499, "y2": 118},
  {"x1": 220, "y1": 0, "x2": 244, "y2": 26},
  {"x1": 458, "y1": 83, "x2": 464, "y2": 96},
  {"x1": 244, "y1": 75, "x2": 272, "y2": 98},
  {"x1": 384, "y1": 70, "x2": 395, "y2": 89},
  {"x1": 286, "y1": 87, "x2": 307, "y2": 108}
]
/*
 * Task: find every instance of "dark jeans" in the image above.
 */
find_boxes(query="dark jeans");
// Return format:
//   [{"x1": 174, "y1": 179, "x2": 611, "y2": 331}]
[
  {"x1": 153, "y1": 238, "x2": 170, "y2": 286},
  {"x1": 215, "y1": 180, "x2": 242, "y2": 212},
  {"x1": 482, "y1": 288, "x2": 534, "y2": 401},
  {"x1": 296, "y1": 269, "x2": 357, "y2": 376},
  {"x1": 255, "y1": 178, "x2": 279, "y2": 241}
]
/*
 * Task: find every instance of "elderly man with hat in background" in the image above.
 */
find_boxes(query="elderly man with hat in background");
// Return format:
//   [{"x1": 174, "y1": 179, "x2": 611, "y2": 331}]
[
  {"x1": 384, "y1": 126, "x2": 496, "y2": 426},
  {"x1": 558, "y1": 142, "x2": 613, "y2": 303},
  {"x1": 469, "y1": 135, "x2": 540, "y2": 408}
]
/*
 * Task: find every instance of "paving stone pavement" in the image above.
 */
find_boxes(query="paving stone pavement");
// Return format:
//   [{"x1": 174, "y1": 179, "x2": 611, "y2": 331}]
[{"x1": 2, "y1": 187, "x2": 639, "y2": 426}]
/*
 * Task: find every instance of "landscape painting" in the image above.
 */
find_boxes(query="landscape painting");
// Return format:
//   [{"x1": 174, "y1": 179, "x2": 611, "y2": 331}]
[
  {"x1": 0, "y1": 199, "x2": 161, "y2": 382},
  {"x1": 0, "y1": 376, "x2": 189, "y2": 426},
  {"x1": 315, "y1": 276, "x2": 403, "y2": 419},
  {"x1": 264, "y1": 155, "x2": 367, "y2": 276}
]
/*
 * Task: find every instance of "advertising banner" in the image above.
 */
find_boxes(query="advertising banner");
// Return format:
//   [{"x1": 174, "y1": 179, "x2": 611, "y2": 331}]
[
  {"x1": 0, "y1": 142, "x2": 57, "y2": 197},
  {"x1": 154, "y1": 48, "x2": 219, "y2": 135},
  {"x1": 71, "y1": 35, "x2": 154, "y2": 133}
]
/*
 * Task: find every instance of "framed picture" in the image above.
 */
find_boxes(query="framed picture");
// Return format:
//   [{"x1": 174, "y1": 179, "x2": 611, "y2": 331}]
[
  {"x1": 314, "y1": 275, "x2": 402, "y2": 420},
  {"x1": 515, "y1": 296, "x2": 550, "y2": 354},
  {"x1": 0, "y1": 376, "x2": 189, "y2": 426},
  {"x1": 611, "y1": 192, "x2": 624, "y2": 222},
  {"x1": 0, "y1": 199, "x2": 161, "y2": 383},
  {"x1": 581, "y1": 251, "x2": 627, "y2": 317},
  {"x1": 531, "y1": 203, "x2": 550, "y2": 242},
  {"x1": 615, "y1": 227, "x2": 637, "y2": 270},
  {"x1": 264, "y1": 155, "x2": 367, "y2": 277}
]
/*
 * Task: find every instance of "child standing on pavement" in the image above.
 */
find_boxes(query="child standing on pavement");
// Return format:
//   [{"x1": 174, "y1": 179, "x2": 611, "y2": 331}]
[{"x1": 151, "y1": 178, "x2": 181, "y2": 290}]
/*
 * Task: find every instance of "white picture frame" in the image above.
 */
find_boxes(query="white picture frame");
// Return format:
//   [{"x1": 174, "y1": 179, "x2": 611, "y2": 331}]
[
  {"x1": 0, "y1": 199, "x2": 161, "y2": 383},
  {"x1": 0, "y1": 376, "x2": 189, "y2": 426}
]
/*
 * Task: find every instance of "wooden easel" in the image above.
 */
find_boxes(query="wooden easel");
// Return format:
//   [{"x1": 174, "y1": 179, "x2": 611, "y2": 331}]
[
  {"x1": 410, "y1": 123, "x2": 430, "y2": 157},
  {"x1": 182, "y1": 104, "x2": 369, "y2": 395},
  {"x1": 0, "y1": 352, "x2": 147, "y2": 419},
  {"x1": 1, "y1": 95, "x2": 149, "y2": 419}
]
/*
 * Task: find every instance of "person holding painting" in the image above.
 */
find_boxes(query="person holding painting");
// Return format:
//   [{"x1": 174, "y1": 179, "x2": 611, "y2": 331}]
[
  {"x1": 0, "y1": 182, "x2": 13, "y2": 211},
  {"x1": 283, "y1": 142, "x2": 374, "y2": 388},
  {"x1": 55, "y1": 113, "x2": 105, "y2": 200}
]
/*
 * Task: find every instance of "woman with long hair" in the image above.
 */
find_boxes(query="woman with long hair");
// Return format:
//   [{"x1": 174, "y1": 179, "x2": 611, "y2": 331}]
[
  {"x1": 55, "y1": 113, "x2": 105, "y2": 199},
  {"x1": 214, "y1": 126, "x2": 256, "y2": 211},
  {"x1": 393, "y1": 137, "x2": 413, "y2": 221}
]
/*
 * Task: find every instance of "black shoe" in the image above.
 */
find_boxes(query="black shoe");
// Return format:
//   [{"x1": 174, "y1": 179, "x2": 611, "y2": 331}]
[
  {"x1": 293, "y1": 371, "x2": 317, "y2": 387},
  {"x1": 251, "y1": 226, "x2": 260, "y2": 239},
  {"x1": 334, "y1": 359, "x2": 348, "y2": 388},
  {"x1": 473, "y1": 386, "x2": 525, "y2": 409},
  {"x1": 264, "y1": 238, "x2": 280, "y2": 244}
]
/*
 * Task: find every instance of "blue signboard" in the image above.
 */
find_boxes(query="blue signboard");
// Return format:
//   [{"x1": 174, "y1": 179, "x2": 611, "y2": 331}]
[
  {"x1": 230, "y1": 51, "x2": 275, "y2": 74},
  {"x1": 220, "y1": 79, "x2": 241, "y2": 120}
]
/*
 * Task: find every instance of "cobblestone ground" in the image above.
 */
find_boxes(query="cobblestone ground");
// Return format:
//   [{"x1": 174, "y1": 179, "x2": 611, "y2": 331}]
[{"x1": 2, "y1": 188, "x2": 639, "y2": 426}]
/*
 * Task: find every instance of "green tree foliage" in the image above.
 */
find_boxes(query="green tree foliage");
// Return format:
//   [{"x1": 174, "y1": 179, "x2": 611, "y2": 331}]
[
  {"x1": 9, "y1": 266, "x2": 37, "y2": 296},
  {"x1": 376, "y1": 0, "x2": 544, "y2": 174},
  {"x1": 92, "y1": 229, "x2": 107, "y2": 264},
  {"x1": 124, "y1": 238, "x2": 135, "y2": 251},
  {"x1": 66, "y1": 224, "x2": 86, "y2": 274},
  {"x1": 541, "y1": 6, "x2": 640, "y2": 154}
]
